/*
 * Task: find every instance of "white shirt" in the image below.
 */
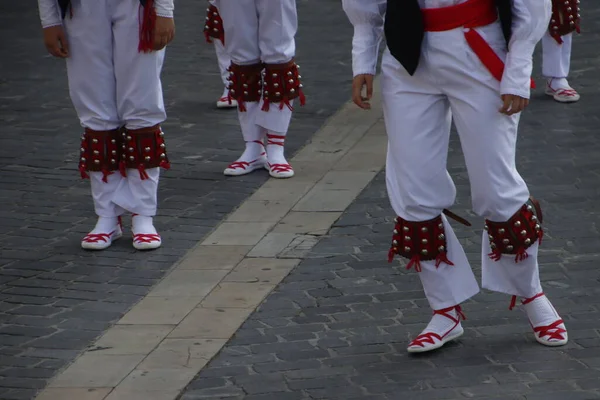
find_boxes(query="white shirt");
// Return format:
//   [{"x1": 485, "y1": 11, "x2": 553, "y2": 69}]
[
  {"x1": 37, "y1": 0, "x2": 175, "y2": 29},
  {"x1": 341, "y1": 0, "x2": 552, "y2": 98}
]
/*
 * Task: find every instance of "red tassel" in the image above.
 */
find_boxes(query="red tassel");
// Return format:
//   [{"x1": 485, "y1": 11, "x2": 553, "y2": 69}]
[
  {"x1": 79, "y1": 166, "x2": 89, "y2": 180},
  {"x1": 101, "y1": 169, "x2": 113, "y2": 183},
  {"x1": 299, "y1": 89, "x2": 306, "y2": 106},
  {"x1": 119, "y1": 161, "x2": 128, "y2": 177},
  {"x1": 435, "y1": 252, "x2": 454, "y2": 268},
  {"x1": 514, "y1": 248, "x2": 529, "y2": 263},
  {"x1": 508, "y1": 295, "x2": 517, "y2": 310},
  {"x1": 261, "y1": 98, "x2": 270, "y2": 112},
  {"x1": 159, "y1": 160, "x2": 171, "y2": 170},
  {"x1": 138, "y1": 0, "x2": 157, "y2": 53},
  {"x1": 488, "y1": 249, "x2": 502, "y2": 261},
  {"x1": 138, "y1": 165, "x2": 150, "y2": 180},
  {"x1": 280, "y1": 99, "x2": 294, "y2": 111},
  {"x1": 406, "y1": 255, "x2": 422, "y2": 272},
  {"x1": 388, "y1": 248, "x2": 395, "y2": 263}
]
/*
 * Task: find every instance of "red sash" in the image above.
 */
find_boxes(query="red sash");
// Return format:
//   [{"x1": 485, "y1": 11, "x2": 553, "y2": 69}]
[{"x1": 422, "y1": 0, "x2": 535, "y2": 88}]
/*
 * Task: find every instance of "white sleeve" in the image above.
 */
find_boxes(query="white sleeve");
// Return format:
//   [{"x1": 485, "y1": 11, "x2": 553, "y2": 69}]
[
  {"x1": 154, "y1": 0, "x2": 175, "y2": 18},
  {"x1": 500, "y1": 0, "x2": 552, "y2": 98},
  {"x1": 342, "y1": 0, "x2": 386, "y2": 77},
  {"x1": 37, "y1": 0, "x2": 62, "y2": 28}
]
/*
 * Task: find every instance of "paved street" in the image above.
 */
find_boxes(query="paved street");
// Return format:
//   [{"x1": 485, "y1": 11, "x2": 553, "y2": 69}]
[
  {"x1": 2, "y1": 1, "x2": 600, "y2": 400},
  {"x1": 178, "y1": 10, "x2": 600, "y2": 400},
  {"x1": 0, "y1": 1, "x2": 354, "y2": 399}
]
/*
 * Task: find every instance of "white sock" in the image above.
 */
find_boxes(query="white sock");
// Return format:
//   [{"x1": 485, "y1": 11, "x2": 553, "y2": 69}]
[
  {"x1": 548, "y1": 78, "x2": 570, "y2": 90},
  {"x1": 235, "y1": 141, "x2": 265, "y2": 163},
  {"x1": 221, "y1": 87, "x2": 229, "y2": 100},
  {"x1": 523, "y1": 295, "x2": 560, "y2": 327},
  {"x1": 421, "y1": 308, "x2": 460, "y2": 335},
  {"x1": 266, "y1": 133, "x2": 289, "y2": 165},
  {"x1": 89, "y1": 217, "x2": 119, "y2": 234},
  {"x1": 132, "y1": 215, "x2": 157, "y2": 235}
]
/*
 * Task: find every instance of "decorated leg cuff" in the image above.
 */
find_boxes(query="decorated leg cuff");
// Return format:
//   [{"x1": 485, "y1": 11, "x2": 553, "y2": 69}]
[
  {"x1": 388, "y1": 215, "x2": 454, "y2": 272},
  {"x1": 485, "y1": 197, "x2": 544, "y2": 263},
  {"x1": 79, "y1": 128, "x2": 122, "y2": 182},
  {"x1": 227, "y1": 62, "x2": 263, "y2": 112},
  {"x1": 203, "y1": 4, "x2": 225, "y2": 44},
  {"x1": 121, "y1": 125, "x2": 170, "y2": 179},
  {"x1": 262, "y1": 59, "x2": 305, "y2": 112}
]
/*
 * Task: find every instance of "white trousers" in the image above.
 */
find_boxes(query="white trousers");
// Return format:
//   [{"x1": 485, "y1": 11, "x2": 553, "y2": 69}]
[
  {"x1": 382, "y1": 25, "x2": 542, "y2": 310},
  {"x1": 541, "y1": 31, "x2": 572, "y2": 79},
  {"x1": 215, "y1": 0, "x2": 296, "y2": 135},
  {"x1": 214, "y1": 39, "x2": 231, "y2": 89},
  {"x1": 64, "y1": 0, "x2": 165, "y2": 218}
]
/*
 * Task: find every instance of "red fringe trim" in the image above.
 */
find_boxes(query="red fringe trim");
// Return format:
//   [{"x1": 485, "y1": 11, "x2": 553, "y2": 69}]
[
  {"x1": 435, "y1": 252, "x2": 454, "y2": 268},
  {"x1": 237, "y1": 97, "x2": 247, "y2": 112},
  {"x1": 138, "y1": 0, "x2": 156, "y2": 53},
  {"x1": 160, "y1": 160, "x2": 171, "y2": 170},
  {"x1": 119, "y1": 161, "x2": 128, "y2": 177},
  {"x1": 488, "y1": 249, "x2": 502, "y2": 261},
  {"x1": 101, "y1": 169, "x2": 113, "y2": 183},
  {"x1": 515, "y1": 248, "x2": 529, "y2": 263},
  {"x1": 138, "y1": 165, "x2": 150, "y2": 180},
  {"x1": 406, "y1": 255, "x2": 422, "y2": 272},
  {"x1": 79, "y1": 166, "x2": 89, "y2": 180},
  {"x1": 509, "y1": 295, "x2": 517, "y2": 310},
  {"x1": 299, "y1": 89, "x2": 306, "y2": 106},
  {"x1": 388, "y1": 248, "x2": 395, "y2": 263}
]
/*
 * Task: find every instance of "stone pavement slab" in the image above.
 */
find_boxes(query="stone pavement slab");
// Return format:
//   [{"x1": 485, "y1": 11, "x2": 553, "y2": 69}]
[
  {"x1": 35, "y1": 77, "x2": 385, "y2": 399},
  {"x1": 178, "y1": 10, "x2": 600, "y2": 400},
  {"x1": 0, "y1": 1, "x2": 358, "y2": 398}
]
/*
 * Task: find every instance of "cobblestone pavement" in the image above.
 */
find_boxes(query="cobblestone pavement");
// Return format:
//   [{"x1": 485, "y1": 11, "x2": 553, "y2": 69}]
[
  {"x1": 0, "y1": 1, "x2": 354, "y2": 399},
  {"x1": 179, "y1": 13, "x2": 600, "y2": 400}
]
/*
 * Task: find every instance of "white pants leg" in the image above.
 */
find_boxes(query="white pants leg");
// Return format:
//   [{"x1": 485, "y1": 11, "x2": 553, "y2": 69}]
[
  {"x1": 542, "y1": 31, "x2": 572, "y2": 79},
  {"x1": 217, "y1": 0, "x2": 296, "y2": 134},
  {"x1": 109, "y1": 0, "x2": 166, "y2": 217},
  {"x1": 216, "y1": 0, "x2": 265, "y2": 145},
  {"x1": 255, "y1": 0, "x2": 297, "y2": 134},
  {"x1": 381, "y1": 49, "x2": 480, "y2": 311},
  {"x1": 440, "y1": 27, "x2": 542, "y2": 299},
  {"x1": 214, "y1": 39, "x2": 231, "y2": 89},
  {"x1": 64, "y1": 0, "x2": 124, "y2": 218}
]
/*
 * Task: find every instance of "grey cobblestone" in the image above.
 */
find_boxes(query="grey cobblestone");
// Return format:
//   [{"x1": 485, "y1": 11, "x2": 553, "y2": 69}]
[
  {"x1": 181, "y1": 5, "x2": 600, "y2": 399},
  {"x1": 0, "y1": 0, "x2": 356, "y2": 397}
]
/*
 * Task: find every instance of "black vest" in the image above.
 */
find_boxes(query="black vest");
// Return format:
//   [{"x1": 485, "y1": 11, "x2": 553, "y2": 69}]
[
  {"x1": 384, "y1": 0, "x2": 513, "y2": 75},
  {"x1": 59, "y1": 0, "x2": 148, "y2": 18}
]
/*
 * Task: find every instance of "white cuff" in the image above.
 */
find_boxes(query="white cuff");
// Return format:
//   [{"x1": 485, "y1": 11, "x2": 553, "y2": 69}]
[
  {"x1": 351, "y1": 24, "x2": 381, "y2": 77},
  {"x1": 154, "y1": 0, "x2": 174, "y2": 18}
]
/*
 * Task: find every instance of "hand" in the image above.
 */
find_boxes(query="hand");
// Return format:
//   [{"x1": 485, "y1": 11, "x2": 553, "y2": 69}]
[
  {"x1": 43, "y1": 25, "x2": 69, "y2": 58},
  {"x1": 499, "y1": 94, "x2": 529, "y2": 116},
  {"x1": 153, "y1": 16, "x2": 175, "y2": 51},
  {"x1": 352, "y1": 74, "x2": 375, "y2": 110}
]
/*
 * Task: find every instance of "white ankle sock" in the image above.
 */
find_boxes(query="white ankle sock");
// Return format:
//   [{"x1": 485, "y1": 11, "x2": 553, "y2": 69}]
[
  {"x1": 89, "y1": 217, "x2": 119, "y2": 234},
  {"x1": 523, "y1": 295, "x2": 560, "y2": 327},
  {"x1": 235, "y1": 141, "x2": 265, "y2": 163},
  {"x1": 422, "y1": 308, "x2": 460, "y2": 335},
  {"x1": 266, "y1": 133, "x2": 289, "y2": 165},
  {"x1": 132, "y1": 215, "x2": 157, "y2": 235},
  {"x1": 548, "y1": 78, "x2": 570, "y2": 90}
]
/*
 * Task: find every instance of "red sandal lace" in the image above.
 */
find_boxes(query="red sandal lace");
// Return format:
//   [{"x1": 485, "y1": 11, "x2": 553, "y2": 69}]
[
  {"x1": 133, "y1": 233, "x2": 161, "y2": 244},
  {"x1": 511, "y1": 292, "x2": 567, "y2": 342},
  {"x1": 82, "y1": 232, "x2": 115, "y2": 244},
  {"x1": 408, "y1": 305, "x2": 465, "y2": 348}
]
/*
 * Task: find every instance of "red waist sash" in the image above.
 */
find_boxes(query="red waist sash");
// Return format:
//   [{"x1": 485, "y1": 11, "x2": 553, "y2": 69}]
[{"x1": 422, "y1": 0, "x2": 535, "y2": 88}]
